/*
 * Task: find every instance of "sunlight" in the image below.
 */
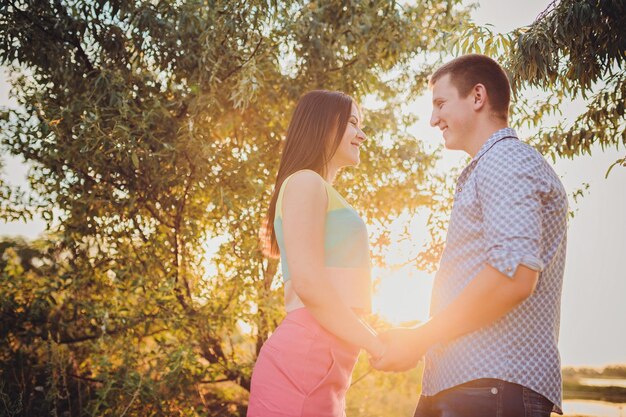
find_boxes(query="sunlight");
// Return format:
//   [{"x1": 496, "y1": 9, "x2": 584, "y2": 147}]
[
  {"x1": 372, "y1": 265, "x2": 433, "y2": 326},
  {"x1": 238, "y1": 319, "x2": 253, "y2": 336},
  {"x1": 369, "y1": 209, "x2": 435, "y2": 325},
  {"x1": 201, "y1": 233, "x2": 229, "y2": 277}
]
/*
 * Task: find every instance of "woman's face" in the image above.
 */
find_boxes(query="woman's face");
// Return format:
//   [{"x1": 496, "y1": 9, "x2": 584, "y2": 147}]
[{"x1": 329, "y1": 102, "x2": 367, "y2": 169}]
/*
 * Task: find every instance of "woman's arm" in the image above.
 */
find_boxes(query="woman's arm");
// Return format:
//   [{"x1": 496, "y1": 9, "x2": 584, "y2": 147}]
[{"x1": 281, "y1": 170, "x2": 384, "y2": 358}]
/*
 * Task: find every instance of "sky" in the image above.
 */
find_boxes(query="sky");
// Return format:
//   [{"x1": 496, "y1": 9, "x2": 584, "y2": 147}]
[{"x1": 1, "y1": 0, "x2": 625, "y2": 367}]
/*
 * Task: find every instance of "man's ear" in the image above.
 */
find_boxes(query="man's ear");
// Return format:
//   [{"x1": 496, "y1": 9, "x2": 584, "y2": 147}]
[{"x1": 472, "y1": 83, "x2": 487, "y2": 111}]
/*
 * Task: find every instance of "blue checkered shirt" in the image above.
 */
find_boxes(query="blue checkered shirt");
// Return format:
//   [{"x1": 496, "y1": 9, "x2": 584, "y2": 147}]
[{"x1": 421, "y1": 128, "x2": 568, "y2": 413}]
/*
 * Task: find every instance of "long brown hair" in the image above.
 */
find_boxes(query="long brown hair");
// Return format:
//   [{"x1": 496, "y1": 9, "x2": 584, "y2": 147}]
[{"x1": 262, "y1": 90, "x2": 354, "y2": 258}]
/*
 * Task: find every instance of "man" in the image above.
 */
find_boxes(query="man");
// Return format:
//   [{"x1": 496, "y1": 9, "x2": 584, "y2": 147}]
[{"x1": 372, "y1": 54, "x2": 568, "y2": 416}]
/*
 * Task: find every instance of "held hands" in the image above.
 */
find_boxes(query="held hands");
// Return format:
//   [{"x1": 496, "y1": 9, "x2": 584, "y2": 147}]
[{"x1": 369, "y1": 326, "x2": 430, "y2": 372}]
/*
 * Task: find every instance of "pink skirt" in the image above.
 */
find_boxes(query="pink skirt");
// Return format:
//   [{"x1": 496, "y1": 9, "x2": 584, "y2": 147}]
[{"x1": 247, "y1": 308, "x2": 360, "y2": 417}]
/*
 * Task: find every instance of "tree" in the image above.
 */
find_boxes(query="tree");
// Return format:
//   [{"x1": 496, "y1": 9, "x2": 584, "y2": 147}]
[
  {"x1": 511, "y1": 0, "x2": 626, "y2": 174},
  {"x1": 0, "y1": 1, "x2": 469, "y2": 415},
  {"x1": 452, "y1": 0, "x2": 626, "y2": 174}
]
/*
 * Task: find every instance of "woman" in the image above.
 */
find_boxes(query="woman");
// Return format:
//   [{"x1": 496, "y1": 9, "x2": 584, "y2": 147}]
[{"x1": 247, "y1": 90, "x2": 385, "y2": 417}]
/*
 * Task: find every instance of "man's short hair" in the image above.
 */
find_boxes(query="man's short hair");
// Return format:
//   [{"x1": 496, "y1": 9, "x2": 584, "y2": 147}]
[{"x1": 430, "y1": 54, "x2": 511, "y2": 120}]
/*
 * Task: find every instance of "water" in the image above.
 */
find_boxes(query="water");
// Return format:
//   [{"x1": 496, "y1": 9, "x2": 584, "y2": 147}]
[
  {"x1": 562, "y1": 400, "x2": 625, "y2": 417},
  {"x1": 578, "y1": 378, "x2": 626, "y2": 389}
]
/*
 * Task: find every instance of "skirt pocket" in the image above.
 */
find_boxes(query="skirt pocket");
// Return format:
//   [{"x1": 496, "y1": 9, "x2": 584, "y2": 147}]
[{"x1": 262, "y1": 329, "x2": 336, "y2": 397}]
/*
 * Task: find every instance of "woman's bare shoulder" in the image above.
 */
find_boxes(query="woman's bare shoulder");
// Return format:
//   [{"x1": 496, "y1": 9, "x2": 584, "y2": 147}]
[{"x1": 283, "y1": 170, "x2": 327, "y2": 203}]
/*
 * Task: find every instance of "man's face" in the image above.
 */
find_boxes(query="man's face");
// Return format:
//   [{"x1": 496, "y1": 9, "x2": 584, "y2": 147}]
[{"x1": 429, "y1": 74, "x2": 476, "y2": 151}]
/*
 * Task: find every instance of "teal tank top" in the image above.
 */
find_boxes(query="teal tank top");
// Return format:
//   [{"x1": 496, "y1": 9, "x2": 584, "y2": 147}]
[{"x1": 274, "y1": 170, "x2": 372, "y2": 312}]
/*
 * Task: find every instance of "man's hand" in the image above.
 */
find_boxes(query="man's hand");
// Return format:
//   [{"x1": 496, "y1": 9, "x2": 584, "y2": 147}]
[{"x1": 369, "y1": 327, "x2": 430, "y2": 372}]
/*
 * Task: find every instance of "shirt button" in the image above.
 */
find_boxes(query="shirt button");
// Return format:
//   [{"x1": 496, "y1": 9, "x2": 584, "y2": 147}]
[
  {"x1": 506, "y1": 267, "x2": 512, "y2": 272},
  {"x1": 491, "y1": 388, "x2": 499, "y2": 395},
  {"x1": 457, "y1": 187, "x2": 462, "y2": 192}
]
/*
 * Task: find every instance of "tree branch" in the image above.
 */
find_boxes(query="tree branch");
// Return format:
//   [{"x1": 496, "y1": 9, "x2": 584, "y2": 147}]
[
  {"x1": 10, "y1": 0, "x2": 95, "y2": 73},
  {"x1": 221, "y1": 38, "x2": 264, "y2": 82}
]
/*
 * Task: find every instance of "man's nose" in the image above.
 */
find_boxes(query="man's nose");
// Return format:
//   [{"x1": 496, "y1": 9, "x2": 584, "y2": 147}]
[{"x1": 430, "y1": 111, "x2": 439, "y2": 127}]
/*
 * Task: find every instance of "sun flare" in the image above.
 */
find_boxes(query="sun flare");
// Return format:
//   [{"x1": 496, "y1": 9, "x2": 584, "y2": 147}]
[{"x1": 372, "y1": 265, "x2": 433, "y2": 326}]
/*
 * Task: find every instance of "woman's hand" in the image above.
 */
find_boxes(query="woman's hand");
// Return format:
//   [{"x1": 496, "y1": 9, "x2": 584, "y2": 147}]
[
  {"x1": 370, "y1": 327, "x2": 428, "y2": 372},
  {"x1": 365, "y1": 334, "x2": 386, "y2": 362}
]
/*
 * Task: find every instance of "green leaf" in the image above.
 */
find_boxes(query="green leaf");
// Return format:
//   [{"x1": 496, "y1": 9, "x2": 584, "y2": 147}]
[{"x1": 131, "y1": 152, "x2": 139, "y2": 169}]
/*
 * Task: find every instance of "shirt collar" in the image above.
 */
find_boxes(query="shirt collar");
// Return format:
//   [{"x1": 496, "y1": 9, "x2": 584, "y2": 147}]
[{"x1": 471, "y1": 127, "x2": 518, "y2": 163}]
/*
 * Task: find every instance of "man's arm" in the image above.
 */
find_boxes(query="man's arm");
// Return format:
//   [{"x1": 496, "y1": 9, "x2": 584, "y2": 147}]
[
  {"x1": 423, "y1": 263, "x2": 539, "y2": 344},
  {"x1": 372, "y1": 264, "x2": 539, "y2": 371}
]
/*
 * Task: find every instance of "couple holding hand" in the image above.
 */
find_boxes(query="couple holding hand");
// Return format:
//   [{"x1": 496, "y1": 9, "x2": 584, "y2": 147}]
[{"x1": 247, "y1": 54, "x2": 568, "y2": 417}]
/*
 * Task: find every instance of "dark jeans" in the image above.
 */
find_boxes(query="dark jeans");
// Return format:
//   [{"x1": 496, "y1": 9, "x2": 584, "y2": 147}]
[{"x1": 413, "y1": 379, "x2": 555, "y2": 417}]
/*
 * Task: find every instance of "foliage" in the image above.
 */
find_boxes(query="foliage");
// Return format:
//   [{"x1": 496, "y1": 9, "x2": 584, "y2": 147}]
[
  {"x1": 563, "y1": 365, "x2": 626, "y2": 379},
  {"x1": 450, "y1": 0, "x2": 626, "y2": 173},
  {"x1": 0, "y1": 157, "x2": 37, "y2": 223},
  {"x1": 346, "y1": 353, "x2": 424, "y2": 417},
  {"x1": 0, "y1": 0, "x2": 469, "y2": 415}
]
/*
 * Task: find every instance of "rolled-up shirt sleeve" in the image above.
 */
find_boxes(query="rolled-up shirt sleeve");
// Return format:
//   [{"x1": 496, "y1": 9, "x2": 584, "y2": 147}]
[{"x1": 476, "y1": 143, "x2": 545, "y2": 278}]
